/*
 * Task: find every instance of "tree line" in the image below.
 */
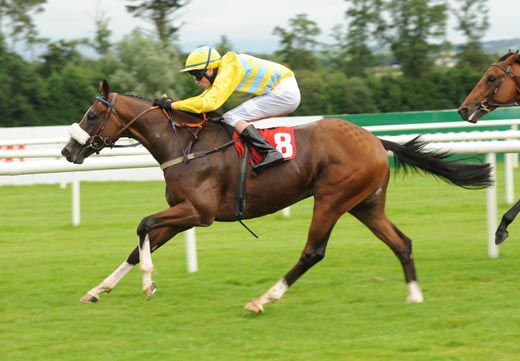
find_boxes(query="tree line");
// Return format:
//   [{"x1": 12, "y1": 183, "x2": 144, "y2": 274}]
[{"x1": 0, "y1": 0, "x2": 495, "y2": 127}]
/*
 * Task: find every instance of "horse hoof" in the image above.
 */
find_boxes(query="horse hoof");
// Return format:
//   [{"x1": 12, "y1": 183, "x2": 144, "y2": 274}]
[
  {"x1": 144, "y1": 283, "x2": 157, "y2": 300},
  {"x1": 79, "y1": 294, "x2": 99, "y2": 303},
  {"x1": 244, "y1": 301, "x2": 264, "y2": 313},
  {"x1": 495, "y1": 231, "x2": 509, "y2": 245},
  {"x1": 406, "y1": 295, "x2": 424, "y2": 304}
]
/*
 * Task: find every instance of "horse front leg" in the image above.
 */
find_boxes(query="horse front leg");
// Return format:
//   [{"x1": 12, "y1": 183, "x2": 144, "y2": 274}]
[
  {"x1": 80, "y1": 226, "x2": 178, "y2": 303},
  {"x1": 136, "y1": 200, "x2": 211, "y2": 300},
  {"x1": 496, "y1": 199, "x2": 520, "y2": 244}
]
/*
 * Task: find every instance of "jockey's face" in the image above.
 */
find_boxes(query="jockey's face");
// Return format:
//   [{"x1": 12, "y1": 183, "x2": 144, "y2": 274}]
[{"x1": 195, "y1": 68, "x2": 214, "y2": 89}]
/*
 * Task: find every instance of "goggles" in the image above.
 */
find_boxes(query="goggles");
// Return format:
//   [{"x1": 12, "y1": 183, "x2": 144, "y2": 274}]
[{"x1": 188, "y1": 70, "x2": 206, "y2": 81}]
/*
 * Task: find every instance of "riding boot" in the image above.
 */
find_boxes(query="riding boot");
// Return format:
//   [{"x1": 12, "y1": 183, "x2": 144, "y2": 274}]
[{"x1": 241, "y1": 124, "x2": 284, "y2": 174}]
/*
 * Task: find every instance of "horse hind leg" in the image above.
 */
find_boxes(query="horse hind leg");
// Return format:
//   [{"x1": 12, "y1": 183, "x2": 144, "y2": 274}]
[
  {"x1": 79, "y1": 226, "x2": 177, "y2": 303},
  {"x1": 244, "y1": 202, "x2": 340, "y2": 313},
  {"x1": 350, "y1": 193, "x2": 423, "y2": 304}
]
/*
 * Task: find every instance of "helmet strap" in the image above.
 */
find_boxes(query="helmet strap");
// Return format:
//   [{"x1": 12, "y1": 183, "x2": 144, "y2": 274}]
[
  {"x1": 202, "y1": 47, "x2": 218, "y2": 84},
  {"x1": 203, "y1": 47, "x2": 212, "y2": 72}
]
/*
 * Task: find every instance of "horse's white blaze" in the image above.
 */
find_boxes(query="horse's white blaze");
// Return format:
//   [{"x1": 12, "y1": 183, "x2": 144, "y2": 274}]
[
  {"x1": 68, "y1": 122, "x2": 90, "y2": 145},
  {"x1": 84, "y1": 261, "x2": 133, "y2": 298},
  {"x1": 406, "y1": 281, "x2": 424, "y2": 303},
  {"x1": 139, "y1": 234, "x2": 155, "y2": 291}
]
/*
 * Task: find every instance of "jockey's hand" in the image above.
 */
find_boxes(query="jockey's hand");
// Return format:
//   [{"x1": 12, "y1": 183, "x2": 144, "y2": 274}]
[{"x1": 153, "y1": 98, "x2": 173, "y2": 110}]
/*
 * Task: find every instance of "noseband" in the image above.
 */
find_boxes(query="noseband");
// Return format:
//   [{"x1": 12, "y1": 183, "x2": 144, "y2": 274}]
[{"x1": 480, "y1": 62, "x2": 520, "y2": 111}]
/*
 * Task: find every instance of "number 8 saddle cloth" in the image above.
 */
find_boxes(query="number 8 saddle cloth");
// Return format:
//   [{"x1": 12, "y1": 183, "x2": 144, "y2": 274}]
[{"x1": 232, "y1": 127, "x2": 297, "y2": 166}]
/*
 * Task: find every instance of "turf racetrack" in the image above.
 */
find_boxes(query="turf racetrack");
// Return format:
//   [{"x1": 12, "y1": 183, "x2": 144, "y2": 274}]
[{"x1": 2, "y1": 167, "x2": 520, "y2": 360}]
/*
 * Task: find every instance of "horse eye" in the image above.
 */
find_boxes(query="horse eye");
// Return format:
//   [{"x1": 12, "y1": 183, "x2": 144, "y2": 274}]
[
  {"x1": 487, "y1": 75, "x2": 496, "y2": 83},
  {"x1": 87, "y1": 112, "x2": 96, "y2": 124}
]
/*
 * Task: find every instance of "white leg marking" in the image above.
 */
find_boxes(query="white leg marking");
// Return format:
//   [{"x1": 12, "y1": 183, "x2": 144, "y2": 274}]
[
  {"x1": 81, "y1": 261, "x2": 133, "y2": 302},
  {"x1": 406, "y1": 281, "x2": 424, "y2": 303},
  {"x1": 139, "y1": 235, "x2": 156, "y2": 297},
  {"x1": 245, "y1": 279, "x2": 289, "y2": 313}
]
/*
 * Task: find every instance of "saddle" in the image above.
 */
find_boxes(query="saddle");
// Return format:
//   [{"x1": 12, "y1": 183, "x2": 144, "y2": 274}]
[{"x1": 162, "y1": 112, "x2": 297, "y2": 227}]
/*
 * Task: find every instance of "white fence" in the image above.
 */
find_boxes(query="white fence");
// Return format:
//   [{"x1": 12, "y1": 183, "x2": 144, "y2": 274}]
[{"x1": 1, "y1": 117, "x2": 520, "y2": 262}]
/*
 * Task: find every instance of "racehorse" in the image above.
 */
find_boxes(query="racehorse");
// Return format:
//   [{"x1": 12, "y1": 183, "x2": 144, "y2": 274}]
[
  {"x1": 458, "y1": 51, "x2": 520, "y2": 245},
  {"x1": 62, "y1": 80, "x2": 492, "y2": 313}
]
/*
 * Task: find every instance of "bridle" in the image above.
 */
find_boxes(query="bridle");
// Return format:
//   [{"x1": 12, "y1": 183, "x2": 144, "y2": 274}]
[
  {"x1": 71, "y1": 93, "x2": 232, "y2": 171},
  {"x1": 479, "y1": 61, "x2": 520, "y2": 112},
  {"x1": 82, "y1": 93, "x2": 157, "y2": 152}
]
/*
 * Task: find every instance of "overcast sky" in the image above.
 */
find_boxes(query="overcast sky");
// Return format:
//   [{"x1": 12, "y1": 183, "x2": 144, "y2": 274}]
[{"x1": 33, "y1": 0, "x2": 518, "y2": 54}]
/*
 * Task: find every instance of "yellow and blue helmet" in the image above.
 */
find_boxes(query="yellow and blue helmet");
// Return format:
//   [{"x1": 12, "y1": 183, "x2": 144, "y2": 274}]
[{"x1": 180, "y1": 46, "x2": 222, "y2": 73}]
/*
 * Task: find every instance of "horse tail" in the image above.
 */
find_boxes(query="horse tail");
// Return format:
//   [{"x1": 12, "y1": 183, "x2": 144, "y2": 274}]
[{"x1": 379, "y1": 137, "x2": 493, "y2": 189}]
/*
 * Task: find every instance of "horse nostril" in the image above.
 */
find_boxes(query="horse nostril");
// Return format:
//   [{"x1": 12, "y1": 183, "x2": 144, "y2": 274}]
[
  {"x1": 61, "y1": 148, "x2": 70, "y2": 157},
  {"x1": 458, "y1": 107, "x2": 468, "y2": 120}
]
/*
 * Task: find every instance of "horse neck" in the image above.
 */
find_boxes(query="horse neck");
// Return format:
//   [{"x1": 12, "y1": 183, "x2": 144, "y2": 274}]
[
  {"x1": 116, "y1": 98, "x2": 188, "y2": 164},
  {"x1": 117, "y1": 100, "x2": 230, "y2": 166}
]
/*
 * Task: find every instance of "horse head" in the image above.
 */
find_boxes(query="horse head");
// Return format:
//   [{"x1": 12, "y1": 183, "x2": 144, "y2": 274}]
[
  {"x1": 62, "y1": 80, "x2": 131, "y2": 164},
  {"x1": 459, "y1": 52, "x2": 520, "y2": 123}
]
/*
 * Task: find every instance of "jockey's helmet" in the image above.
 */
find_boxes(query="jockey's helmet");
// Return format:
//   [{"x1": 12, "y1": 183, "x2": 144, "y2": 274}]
[{"x1": 180, "y1": 46, "x2": 222, "y2": 73}]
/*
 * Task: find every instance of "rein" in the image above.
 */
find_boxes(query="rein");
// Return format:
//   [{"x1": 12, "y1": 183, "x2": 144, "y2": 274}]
[
  {"x1": 159, "y1": 137, "x2": 238, "y2": 170},
  {"x1": 83, "y1": 94, "x2": 207, "y2": 152},
  {"x1": 79, "y1": 93, "x2": 235, "y2": 170}
]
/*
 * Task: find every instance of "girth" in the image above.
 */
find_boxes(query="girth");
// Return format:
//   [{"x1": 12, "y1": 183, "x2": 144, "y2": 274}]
[{"x1": 159, "y1": 122, "x2": 258, "y2": 237}]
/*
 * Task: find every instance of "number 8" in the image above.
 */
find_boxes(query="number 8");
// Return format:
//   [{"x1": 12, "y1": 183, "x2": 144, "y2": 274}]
[{"x1": 274, "y1": 132, "x2": 293, "y2": 158}]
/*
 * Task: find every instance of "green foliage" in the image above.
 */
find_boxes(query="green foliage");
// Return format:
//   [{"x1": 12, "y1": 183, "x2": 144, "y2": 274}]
[
  {"x1": 0, "y1": 50, "x2": 47, "y2": 126},
  {"x1": 384, "y1": 0, "x2": 448, "y2": 78},
  {"x1": 292, "y1": 69, "x2": 327, "y2": 114},
  {"x1": 40, "y1": 65, "x2": 97, "y2": 125},
  {"x1": 92, "y1": 13, "x2": 112, "y2": 56},
  {"x1": 0, "y1": 0, "x2": 46, "y2": 50},
  {"x1": 273, "y1": 13, "x2": 321, "y2": 70},
  {"x1": 0, "y1": 1, "x2": 498, "y2": 126},
  {"x1": 295, "y1": 69, "x2": 377, "y2": 115},
  {"x1": 453, "y1": 0, "x2": 492, "y2": 68},
  {"x1": 341, "y1": 0, "x2": 383, "y2": 76},
  {"x1": 38, "y1": 39, "x2": 87, "y2": 77},
  {"x1": 125, "y1": 0, "x2": 187, "y2": 47},
  {"x1": 100, "y1": 29, "x2": 183, "y2": 99}
]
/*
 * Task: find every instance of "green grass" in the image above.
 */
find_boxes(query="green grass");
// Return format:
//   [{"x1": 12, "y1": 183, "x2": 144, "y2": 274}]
[{"x1": 2, "y1": 167, "x2": 520, "y2": 361}]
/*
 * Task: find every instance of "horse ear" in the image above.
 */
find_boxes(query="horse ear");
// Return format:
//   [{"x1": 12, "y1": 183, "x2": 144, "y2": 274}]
[
  {"x1": 99, "y1": 79, "x2": 110, "y2": 98},
  {"x1": 515, "y1": 50, "x2": 520, "y2": 64}
]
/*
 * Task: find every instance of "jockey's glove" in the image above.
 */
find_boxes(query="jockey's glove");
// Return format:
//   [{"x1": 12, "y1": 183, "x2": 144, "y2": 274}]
[{"x1": 153, "y1": 98, "x2": 173, "y2": 110}]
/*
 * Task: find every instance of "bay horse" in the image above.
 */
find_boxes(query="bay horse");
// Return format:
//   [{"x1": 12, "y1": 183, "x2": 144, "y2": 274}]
[
  {"x1": 459, "y1": 51, "x2": 520, "y2": 245},
  {"x1": 62, "y1": 80, "x2": 491, "y2": 313}
]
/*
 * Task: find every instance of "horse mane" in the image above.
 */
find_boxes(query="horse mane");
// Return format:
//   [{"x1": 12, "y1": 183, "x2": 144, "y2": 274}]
[
  {"x1": 498, "y1": 50, "x2": 520, "y2": 63},
  {"x1": 123, "y1": 93, "x2": 221, "y2": 124},
  {"x1": 124, "y1": 93, "x2": 152, "y2": 102}
]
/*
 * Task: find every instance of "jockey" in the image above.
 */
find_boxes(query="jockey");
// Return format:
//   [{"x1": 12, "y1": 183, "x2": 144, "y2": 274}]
[{"x1": 153, "y1": 46, "x2": 301, "y2": 174}]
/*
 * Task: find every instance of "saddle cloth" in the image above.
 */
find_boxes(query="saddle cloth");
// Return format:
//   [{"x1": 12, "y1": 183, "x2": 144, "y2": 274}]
[{"x1": 233, "y1": 127, "x2": 297, "y2": 166}]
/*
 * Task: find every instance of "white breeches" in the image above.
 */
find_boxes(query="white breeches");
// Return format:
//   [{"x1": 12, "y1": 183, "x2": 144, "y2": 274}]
[{"x1": 222, "y1": 76, "x2": 301, "y2": 127}]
